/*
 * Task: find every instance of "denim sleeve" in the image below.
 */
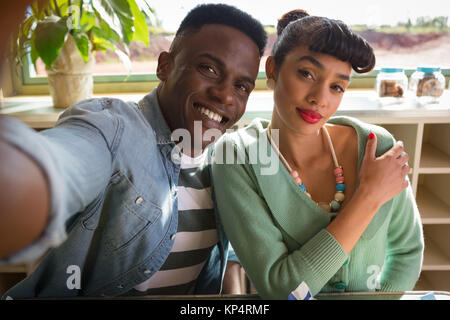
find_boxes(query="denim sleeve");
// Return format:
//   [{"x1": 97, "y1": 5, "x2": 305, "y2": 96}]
[
  {"x1": 0, "y1": 99, "x2": 119, "y2": 265},
  {"x1": 227, "y1": 245, "x2": 240, "y2": 264}
]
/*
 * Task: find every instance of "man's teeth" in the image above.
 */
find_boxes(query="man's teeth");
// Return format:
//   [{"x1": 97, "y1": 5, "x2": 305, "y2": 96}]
[{"x1": 199, "y1": 106, "x2": 223, "y2": 123}]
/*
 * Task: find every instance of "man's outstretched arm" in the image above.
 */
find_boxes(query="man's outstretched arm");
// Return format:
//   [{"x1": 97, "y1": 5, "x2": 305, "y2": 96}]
[{"x1": 0, "y1": 140, "x2": 50, "y2": 259}]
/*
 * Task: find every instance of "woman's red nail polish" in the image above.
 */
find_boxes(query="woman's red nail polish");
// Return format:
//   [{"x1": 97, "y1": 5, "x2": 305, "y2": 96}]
[{"x1": 368, "y1": 132, "x2": 375, "y2": 140}]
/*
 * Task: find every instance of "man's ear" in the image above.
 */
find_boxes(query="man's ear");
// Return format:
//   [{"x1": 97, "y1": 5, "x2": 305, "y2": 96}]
[{"x1": 156, "y1": 51, "x2": 172, "y2": 81}]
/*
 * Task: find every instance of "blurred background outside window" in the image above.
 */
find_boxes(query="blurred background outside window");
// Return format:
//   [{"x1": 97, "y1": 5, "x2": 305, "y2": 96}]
[{"x1": 29, "y1": 0, "x2": 450, "y2": 78}]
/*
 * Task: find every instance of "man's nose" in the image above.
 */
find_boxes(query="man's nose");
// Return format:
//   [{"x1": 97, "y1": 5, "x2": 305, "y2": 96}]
[{"x1": 208, "y1": 80, "x2": 234, "y2": 105}]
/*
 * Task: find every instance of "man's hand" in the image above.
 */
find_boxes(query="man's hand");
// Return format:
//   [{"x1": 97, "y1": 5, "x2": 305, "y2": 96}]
[
  {"x1": 221, "y1": 261, "x2": 243, "y2": 294},
  {"x1": 0, "y1": 140, "x2": 50, "y2": 260}
]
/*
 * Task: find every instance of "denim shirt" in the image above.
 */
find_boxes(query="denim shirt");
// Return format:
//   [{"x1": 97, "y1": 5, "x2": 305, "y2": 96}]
[{"x1": 0, "y1": 88, "x2": 232, "y2": 298}]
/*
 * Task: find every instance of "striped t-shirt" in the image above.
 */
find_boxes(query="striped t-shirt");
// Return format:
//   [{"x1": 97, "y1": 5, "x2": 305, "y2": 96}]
[{"x1": 125, "y1": 151, "x2": 218, "y2": 295}]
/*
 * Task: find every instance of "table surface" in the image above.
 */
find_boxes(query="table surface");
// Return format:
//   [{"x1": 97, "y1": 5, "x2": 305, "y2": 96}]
[{"x1": 33, "y1": 291, "x2": 450, "y2": 300}]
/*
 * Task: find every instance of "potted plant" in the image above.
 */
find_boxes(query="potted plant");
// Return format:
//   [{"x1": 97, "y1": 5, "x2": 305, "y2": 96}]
[{"x1": 11, "y1": 0, "x2": 154, "y2": 108}]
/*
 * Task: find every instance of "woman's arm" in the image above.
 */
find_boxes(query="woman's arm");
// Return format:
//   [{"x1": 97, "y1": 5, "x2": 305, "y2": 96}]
[
  {"x1": 212, "y1": 133, "x2": 409, "y2": 299},
  {"x1": 326, "y1": 133, "x2": 410, "y2": 254},
  {"x1": 379, "y1": 185, "x2": 424, "y2": 291}
]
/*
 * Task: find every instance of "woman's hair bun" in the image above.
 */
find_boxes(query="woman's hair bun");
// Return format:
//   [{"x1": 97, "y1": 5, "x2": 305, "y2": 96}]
[{"x1": 277, "y1": 9, "x2": 309, "y2": 36}]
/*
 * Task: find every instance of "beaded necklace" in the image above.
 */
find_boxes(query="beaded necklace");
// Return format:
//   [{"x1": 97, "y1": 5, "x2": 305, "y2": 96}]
[{"x1": 267, "y1": 125, "x2": 346, "y2": 213}]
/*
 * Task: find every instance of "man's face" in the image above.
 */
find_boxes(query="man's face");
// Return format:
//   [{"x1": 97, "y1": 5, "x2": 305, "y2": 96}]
[{"x1": 157, "y1": 24, "x2": 261, "y2": 152}]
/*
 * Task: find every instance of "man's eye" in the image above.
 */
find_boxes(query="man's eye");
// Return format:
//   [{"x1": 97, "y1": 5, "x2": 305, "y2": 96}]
[
  {"x1": 200, "y1": 64, "x2": 216, "y2": 75},
  {"x1": 236, "y1": 84, "x2": 250, "y2": 94}
]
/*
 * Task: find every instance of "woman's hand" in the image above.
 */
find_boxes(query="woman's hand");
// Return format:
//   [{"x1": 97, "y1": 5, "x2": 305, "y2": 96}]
[
  {"x1": 359, "y1": 132, "x2": 410, "y2": 208},
  {"x1": 326, "y1": 132, "x2": 410, "y2": 254}
]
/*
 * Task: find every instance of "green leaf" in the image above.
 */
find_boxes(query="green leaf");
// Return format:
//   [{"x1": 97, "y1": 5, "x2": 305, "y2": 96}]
[
  {"x1": 92, "y1": 0, "x2": 135, "y2": 45},
  {"x1": 80, "y1": 10, "x2": 96, "y2": 32},
  {"x1": 109, "y1": 0, "x2": 134, "y2": 45},
  {"x1": 30, "y1": 34, "x2": 39, "y2": 66},
  {"x1": 129, "y1": 0, "x2": 149, "y2": 45},
  {"x1": 95, "y1": 0, "x2": 135, "y2": 45},
  {"x1": 97, "y1": 20, "x2": 121, "y2": 44},
  {"x1": 71, "y1": 30, "x2": 90, "y2": 62},
  {"x1": 31, "y1": 1, "x2": 48, "y2": 20},
  {"x1": 33, "y1": 16, "x2": 69, "y2": 67},
  {"x1": 92, "y1": 0, "x2": 123, "y2": 39},
  {"x1": 133, "y1": 0, "x2": 154, "y2": 18}
]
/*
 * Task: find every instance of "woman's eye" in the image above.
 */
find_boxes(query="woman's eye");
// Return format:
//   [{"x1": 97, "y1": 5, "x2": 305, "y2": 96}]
[
  {"x1": 332, "y1": 85, "x2": 345, "y2": 93},
  {"x1": 298, "y1": 69, "x2": 313, "y2": 79}
]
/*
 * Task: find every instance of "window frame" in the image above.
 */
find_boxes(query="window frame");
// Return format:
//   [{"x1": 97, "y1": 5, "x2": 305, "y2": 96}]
[{"x1": 15, "y1": 53, "x2": 450, "y2": 95}]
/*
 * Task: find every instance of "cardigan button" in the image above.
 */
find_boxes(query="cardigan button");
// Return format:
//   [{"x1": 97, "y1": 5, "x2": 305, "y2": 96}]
[{"x1": 333, "y1": 281, "x2": 347, "y2": 290}]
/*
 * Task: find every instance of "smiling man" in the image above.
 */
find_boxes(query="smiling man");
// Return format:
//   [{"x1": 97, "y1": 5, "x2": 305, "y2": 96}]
[{"x1": 0, "y1": 4, "x2": 266, "y2": 298}]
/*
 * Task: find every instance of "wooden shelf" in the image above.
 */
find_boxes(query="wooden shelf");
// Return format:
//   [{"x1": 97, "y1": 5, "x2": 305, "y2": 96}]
[
  {"x1": 417, "y1": 187, "x2": 450, "y2": 224},
  {"x1": 414, "y1": 273, "x2": 433, "y2": 291},
  {"x1": 0, "y1": 263, "x2": 30, "y2": 274},
  {"x1": 414, "y1": 271, "x2": 450, "y2": 291},
  {"x1": 422, "y1": 238, "x2": 450, "y2": 271},
  {"x1": 419, "y1": 143, "x2": 450, "y2": 173}
]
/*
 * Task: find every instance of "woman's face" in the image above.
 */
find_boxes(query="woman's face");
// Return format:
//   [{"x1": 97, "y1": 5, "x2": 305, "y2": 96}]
[{"x1": 268, "y1": 45, "x2": 352, "y2": 135}]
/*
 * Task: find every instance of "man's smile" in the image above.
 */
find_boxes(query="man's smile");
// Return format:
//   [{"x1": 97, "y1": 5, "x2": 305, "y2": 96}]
[{"x1": 193, "y1": 102, "x2": 230, "y2": 127}]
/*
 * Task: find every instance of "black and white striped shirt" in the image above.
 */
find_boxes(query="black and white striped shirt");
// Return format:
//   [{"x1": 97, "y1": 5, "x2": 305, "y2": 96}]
[{"x1": 125, "y1": 151, "x2": 218, "y2": 295}]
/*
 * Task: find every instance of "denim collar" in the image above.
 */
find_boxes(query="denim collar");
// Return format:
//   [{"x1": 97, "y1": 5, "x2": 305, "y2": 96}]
[{"x1": 138, "y1": 88, "x2": 174, "y2": 145}]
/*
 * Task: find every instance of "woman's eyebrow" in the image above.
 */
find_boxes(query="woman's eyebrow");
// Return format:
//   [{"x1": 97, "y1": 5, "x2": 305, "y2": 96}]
[
  {"x1": 297, "y1": 55, "x2": 350, "y2": 81},
  {"x1": 297, "y1": 55, "x2": 324, "y2": 69}
]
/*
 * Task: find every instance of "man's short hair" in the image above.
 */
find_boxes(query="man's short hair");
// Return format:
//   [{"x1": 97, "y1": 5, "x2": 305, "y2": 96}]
[{"x1": 173, "y1": 3, "x2": 267, "y2": 57}]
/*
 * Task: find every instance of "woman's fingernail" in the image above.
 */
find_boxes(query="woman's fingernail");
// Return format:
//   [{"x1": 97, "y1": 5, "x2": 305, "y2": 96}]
[{"x1": 368, "y1": 132, "x2": 375, "y2": 140}]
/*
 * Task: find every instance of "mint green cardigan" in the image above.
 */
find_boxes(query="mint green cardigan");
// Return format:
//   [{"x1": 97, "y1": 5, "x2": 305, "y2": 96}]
[{"x1": 211, "y1": 116, "x2": 424, "y2": 299}]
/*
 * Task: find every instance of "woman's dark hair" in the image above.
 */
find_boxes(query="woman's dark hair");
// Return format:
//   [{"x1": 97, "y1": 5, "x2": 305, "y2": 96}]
[
  {"x1": 173, "y1": 4, "x2": 267, "y2": 57},
  {"x1": 272, "y1": 10, "x2": 375, "y2": 73}
]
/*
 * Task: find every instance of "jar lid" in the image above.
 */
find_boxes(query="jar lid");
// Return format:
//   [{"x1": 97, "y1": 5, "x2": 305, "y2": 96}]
[
  {"x1": 417, "y1": 67, "x2": 440, "y2": 73},
  {"x1": 380, "y1": 67, "x2": 404, "y2": 73}
]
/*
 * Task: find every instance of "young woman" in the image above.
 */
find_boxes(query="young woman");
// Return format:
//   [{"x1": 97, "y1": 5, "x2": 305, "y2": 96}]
[{"x1": 211, "y1": 10, "x2": 424, "y2": 299}]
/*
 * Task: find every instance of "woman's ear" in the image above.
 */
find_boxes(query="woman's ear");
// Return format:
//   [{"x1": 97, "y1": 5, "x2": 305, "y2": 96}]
[
  {"x1": 156, "y1": 51, "x2": 172, "y2": 81},
  {"x1": 265, "y1": 56, "x2": 277, "y2": 90},
  {"x1": 265, "y1": 56, "x2": 277, "y2": 80}
]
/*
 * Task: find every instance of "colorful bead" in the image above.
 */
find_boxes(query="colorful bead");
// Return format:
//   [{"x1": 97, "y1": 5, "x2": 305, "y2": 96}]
[
  {"x1": 334, "y1": 167, "x2": 344, "y2": 176},
  {"x1": 299, "y1": 184, "x2": 306, "y2": 192},
  {"x1": 336, "y1": 183, "x2": 346, "y2": 192},
  {"x1": 336, "y1": 176, "x2": 345, "y2": 183},
  {"x1": 334, "y1": 192, "x2": 345, "y2": 202},
  {"x1": 291, "y1": 170, "x2": 299, "y2": 178},
  {"x1": 294, "y1": 177, "x2": 303, "y2": 185},
  {"x1": 330, "y1": 200, "x2": 341, "y2": 212}
]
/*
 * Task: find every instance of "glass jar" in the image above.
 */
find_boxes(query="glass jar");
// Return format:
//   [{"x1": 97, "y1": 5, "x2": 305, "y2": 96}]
[
  {"x1": 409, "y1": 67, "x2": 445, "y2": 104},
  {"x1": 376, "y1": 68, "x2": 408, "y2": 104}
]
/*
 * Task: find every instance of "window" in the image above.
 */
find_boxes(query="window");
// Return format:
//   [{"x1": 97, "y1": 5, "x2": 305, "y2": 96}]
[{"x1": 21, "y1": 0, "x2": 450, "y2": 91}]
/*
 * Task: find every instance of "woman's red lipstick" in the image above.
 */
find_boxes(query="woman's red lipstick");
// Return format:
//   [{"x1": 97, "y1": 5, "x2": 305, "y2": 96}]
[{"x1": 296, "y1": 108, "x2": 322, "y2": 124}]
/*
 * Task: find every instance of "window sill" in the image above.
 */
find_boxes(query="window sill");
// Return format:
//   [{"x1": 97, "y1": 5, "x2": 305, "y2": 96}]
[{"x1": 1, "y1": 89, "x2": 450, "y2": 129}]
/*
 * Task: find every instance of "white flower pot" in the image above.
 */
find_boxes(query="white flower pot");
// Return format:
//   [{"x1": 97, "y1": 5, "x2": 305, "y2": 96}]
[{"x1": 46, "y1": 34, "x2": 94, "y2": 108}]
